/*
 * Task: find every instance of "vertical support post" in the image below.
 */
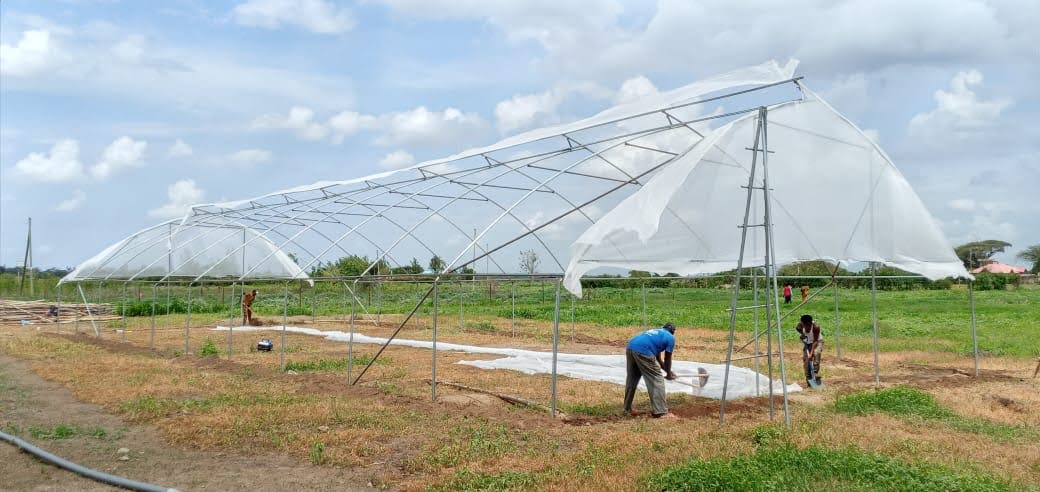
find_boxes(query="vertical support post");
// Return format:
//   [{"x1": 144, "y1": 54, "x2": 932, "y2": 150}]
[
  {"x1": 871, "y1": 262, "x2": 880, "y2": 387},
  {"x1": 227, "y1": 282, "x2": 236, "y2": 359},
  {"x1": 510, "y1": 281, "x2": 516, "y2": 337},
  {"x1": 720, "y1": 109, "x2": 763, "y2": 425},
  {"x1": 347, "y1": 282, "x2": 356, "y2": 383},
  {"x1": 76, "y1": 282, "x2": 97, "y2": 334},
  {"x1": 641, "y1": 281, "x2": 647, "y2": 329},
  {"x1": 150, "y1": 284, "x2": 157, "y2": 349},
  {"x1": 281, "y1": 282, "x2": 288, "y2": 369},
  {"x1": 459, "y1": 281, "x2": 465, "y2": 330},
  {"x1": 550, "y1": 278, "x2": 561, "y2": 418},
  {"x1": 56, "y1": 284, "x2": 62, "y2": 334},
  {"x1": 759, "y1": 106, "x2": 791, "y2": 427},
  {"x1": 121, "y1": 283, "x2": 127, "y2": 342},
  {"x1": 431, "y1": 280, "x2": 439, "y2": 401},
  {"x1": 570, "y1": 294, "x2": 575, "y2": 343},
  {"x1": 969, "y1": 280, "x2": 979, "y2": 377},
  {"x1": 753, "y1": 272, "x2": 760, "y2": 397},
  {"x1": 377, "y1": 279, "x2": 382, "y2": 326},
  {"x1": 311, "y1": 283, "x2": 317, "y2": 324},
  {"x1": 834, "y1": 276, "x2": 842, "y2": 360},
  {"x1": 185, "y1": 283, "x2": 192, "y2": 354}
]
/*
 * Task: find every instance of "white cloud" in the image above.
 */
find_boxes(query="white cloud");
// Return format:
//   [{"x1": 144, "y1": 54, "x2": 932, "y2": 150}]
[
  {"x1": 376, "y1": 106, "x2": 487, "y2": 147},
  {"x1": 111, "y1": 34, "x2": 145, "y2": 63},
  {"x1": 381, "y1": 0, "x2": 1034, "y2": 78},
  {"x1": 91, "y1": 136, "x2": 148, "y2": 181},
  {"x1": 822, "y1": 73, "x2": 869, "y2": 117},
  {"x1": 494, "y1": 82, "x2": 611, "y2": 133},
  {"x1": 148, "y1": 179, "x2": 206, "y2": 219},
  {"x1": 910, "y1": 70, "x2": 1011, "y2": 138},
  {"x1": 252, "y1": 106, "x2": 330, "y2": 140},
  {"x1": 378, "y1": 150, "x2": 416, "y2": 170},
  {"x1": 495, "y1": 91, "x2": 564, "y2": 133},
  {"x1": 948, "y1": 198, "x2": 976, "y2": 211},
  {"x1": 228, "y1": 148, "x2": 273, "y2": 166},
  {"x1": 0, "y1": 30, "x2": 57, "y2": 77},
  {"x1": 328, "y1": 111, "x2": 378, "y2": 143},
  {"x1": 166, "y1": 139, "x2": 193, "y2": 159},
  {"x1": 54, "y1": 190, "x2": 87, "y2": 212},
  {"x1": 615, "y1": 75, "x2": 658, "y2": 104},
  {"x1": 232, "y1": 0, "x2": 355, "y2": 34},
  {"x1": 13, "y1": 139, "x2": 86, "y2": 183}
]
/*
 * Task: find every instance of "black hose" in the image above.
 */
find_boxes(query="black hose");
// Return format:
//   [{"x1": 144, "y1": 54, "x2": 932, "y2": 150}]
[{"x1": 0, "y1": 430, "x2": 178, "y2": 492}]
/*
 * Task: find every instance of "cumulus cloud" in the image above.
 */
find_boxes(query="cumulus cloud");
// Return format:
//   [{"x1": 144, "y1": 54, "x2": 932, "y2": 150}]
[
  {"x1": 91, "y1": 136, "x2": 148, "y2": 181},
  {"x1": 148, "y1": 179, "x2": 205, "y2": 218},
  {"x1": 228, "y1": 148, "x2": 273, "y2": 166},
  {"x1": 614, "y1": 75, "x2": 658, "y2": 104},
  {"x1": 54, "y1": 190, "x2": 87, "y2": 212},
  {"x1": 495, "y1": 91, "x2": 565, "y2": 134},
  {"x1": 0, "y1": 29, "x2": 58, "y2": 77},
  {"x1": 494, "y1": 82, "x2": 611, "y2": 133},
  {"x1": 232, "y1": 0, "x2": 355, "y2": 34},
  {"x1": 328, "y1": 111, "x2": 378, "y2": 143},
  {"x1": 822, "y1": 73, "x2": 869, "y2": 117},
  {"x1": 13, "y1": 139, "x2": 86, "y2": 183},
  {"x1": 166, "y1": 139, "x2": 193, "y2": 159},
  {"x1": 380, "y1": 0, "x2": 1033, "y2": 78},
  {"x1": 910, "y1": 70, "x2": 1011, "y2": 138},
  {"x1": 378, "y1": 150, "x2": 416, "y2": 170},
  {"x1": 252, "y1": 106, "x2": 330, "y2": 140},
  {"x1": 375, "y1": 106, "x2": 487, "y2": 147}
]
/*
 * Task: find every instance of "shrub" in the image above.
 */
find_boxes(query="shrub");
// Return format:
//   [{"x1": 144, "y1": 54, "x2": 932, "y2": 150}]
[{"x1": 199, "y1": 338, "x2": 220, "y2": 356}]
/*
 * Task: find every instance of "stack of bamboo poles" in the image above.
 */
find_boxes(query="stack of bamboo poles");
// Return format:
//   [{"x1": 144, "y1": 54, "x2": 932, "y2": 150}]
[{"x1": 0, "y1": 299, "x2": 119, "y2": 324}]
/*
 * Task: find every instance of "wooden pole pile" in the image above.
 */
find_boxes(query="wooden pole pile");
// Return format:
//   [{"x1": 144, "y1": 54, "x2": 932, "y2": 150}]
[{"x1": 0, "y1": 299, "x2": 118, "y2": 324}]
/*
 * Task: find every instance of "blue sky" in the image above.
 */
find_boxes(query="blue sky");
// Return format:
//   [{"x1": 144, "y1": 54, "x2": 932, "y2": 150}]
[{"x1": 1, "y1": 0, "x2": 1037, "y2": 270}]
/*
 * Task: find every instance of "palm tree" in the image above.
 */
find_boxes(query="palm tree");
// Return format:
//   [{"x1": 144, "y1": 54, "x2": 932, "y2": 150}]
[{"x1": 1017, "y1": 244, "x2": 1040, "y2": 274}]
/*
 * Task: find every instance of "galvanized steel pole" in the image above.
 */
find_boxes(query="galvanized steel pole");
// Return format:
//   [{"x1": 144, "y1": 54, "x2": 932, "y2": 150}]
[
  {"x1": 550, "y1": 278, "x2": 561, "y2": 418},
  {"x1": 431, "y1": 280, "x2": 439, "y2": 401},
  {"x1": 871, "y1": 262, "x2": 880, "y2": 387}
]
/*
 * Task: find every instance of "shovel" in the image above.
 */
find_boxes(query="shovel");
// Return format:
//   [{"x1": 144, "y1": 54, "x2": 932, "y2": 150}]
[{"x1": 671, "y1": 367, "x2": 710, "y2": 395}]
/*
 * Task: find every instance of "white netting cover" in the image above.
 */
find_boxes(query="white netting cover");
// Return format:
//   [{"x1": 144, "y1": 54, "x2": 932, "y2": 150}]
[
  {"x1": 564, "y1": 87, "x2": 969, "y2": 296},
  {"x1": 61, "y1": 222, "x2": 309, "y2": 283}
]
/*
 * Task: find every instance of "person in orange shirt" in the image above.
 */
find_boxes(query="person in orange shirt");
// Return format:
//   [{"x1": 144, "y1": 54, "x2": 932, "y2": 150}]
[
  {"x1": 800, "y1": 285, "x2": 809, "y2": 303},
  {"x1": 242, "y1": 289, "x2": 258, "y2": 325}
]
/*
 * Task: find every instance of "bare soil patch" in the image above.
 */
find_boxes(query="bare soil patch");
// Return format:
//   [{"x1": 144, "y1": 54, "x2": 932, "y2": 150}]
[{"x1": 0, "y1": 353, "x2": 380, "y2": 491}]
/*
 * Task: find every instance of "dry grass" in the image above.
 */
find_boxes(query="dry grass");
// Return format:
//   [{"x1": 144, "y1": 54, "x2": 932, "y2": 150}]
[{"x1": 2, "y1": 312, "x2": 1038, "y2": 490}]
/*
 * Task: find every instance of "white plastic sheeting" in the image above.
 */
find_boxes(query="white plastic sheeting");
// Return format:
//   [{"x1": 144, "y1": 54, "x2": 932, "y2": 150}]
[
  {"x1": 63, "y1": 60, "x2": 802, "y2": 284},
  {"x1": 213, "y1": 325, "x2": 799, "y2": 399},
  {"x1": 61, "y1": 221, "x2": 310, "y2": 283},
  {"x1": 210, "y1": 59, "x2": 798, "y2": 211},
  {"x1": 564, "y1": 87, "x2": 969, "y2": 296}
]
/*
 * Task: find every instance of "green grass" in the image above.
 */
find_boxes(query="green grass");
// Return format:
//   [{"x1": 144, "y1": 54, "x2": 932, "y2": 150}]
[
  {"x1": 27, "y1": 424, "x2": 111, "y2": 440},
  {"x1": 16, "y1": 275, "x2": 1039, "y2": 357},
  {"x1": 834, "y1": 387, "x2": 1036, "y2": 442},
  {"x1": 120, "y1": 393, "x2": 309, "y2": 420},
  {"x1": 431, "y1": 469, "x2": 539, "y2": 491},
  {"x1": 283, "y1": 353, "x2": 390, "y2": 373},
  {"x1": 559, "y1": 402, "x2": 617, "y2": 417},
  {"x1": 643, "y1": 445, "x2": 1019, "y2": 492},
  {"x1": 199, "y1": 338, "x2": 220, "y2": 356}
]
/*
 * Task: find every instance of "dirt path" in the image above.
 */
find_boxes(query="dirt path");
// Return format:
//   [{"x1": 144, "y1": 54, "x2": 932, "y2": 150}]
[{"x1": 0, "y1": 354, "x2": 380, "y2": 491}]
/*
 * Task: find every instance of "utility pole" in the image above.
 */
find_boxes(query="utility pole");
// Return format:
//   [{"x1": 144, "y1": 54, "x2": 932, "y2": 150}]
[{"x1": 19, "y1": 218, "x2": 34, "y2": 296}]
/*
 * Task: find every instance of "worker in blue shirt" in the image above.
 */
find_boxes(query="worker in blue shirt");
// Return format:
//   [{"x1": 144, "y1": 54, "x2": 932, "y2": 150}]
[{"x1": 624, "y1": 322, "x2": 678, "y2": 419}]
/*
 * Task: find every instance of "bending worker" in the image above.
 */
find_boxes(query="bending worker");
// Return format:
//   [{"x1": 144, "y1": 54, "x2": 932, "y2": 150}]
[
  {"x1": 242, "y1": 289, "x2": 258, "y2": 325},
  {"x1": 795, "y1": 314, "x2": 822, "y2": 384},
  {"x1": 624, "y1": 322, "x2": 678, "y2": 419}
]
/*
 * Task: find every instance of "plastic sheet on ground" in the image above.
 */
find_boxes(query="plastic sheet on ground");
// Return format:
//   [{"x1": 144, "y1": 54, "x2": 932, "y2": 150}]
[{"x1": 214, "y1": 325, "x2": 801, "y2": 400}]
